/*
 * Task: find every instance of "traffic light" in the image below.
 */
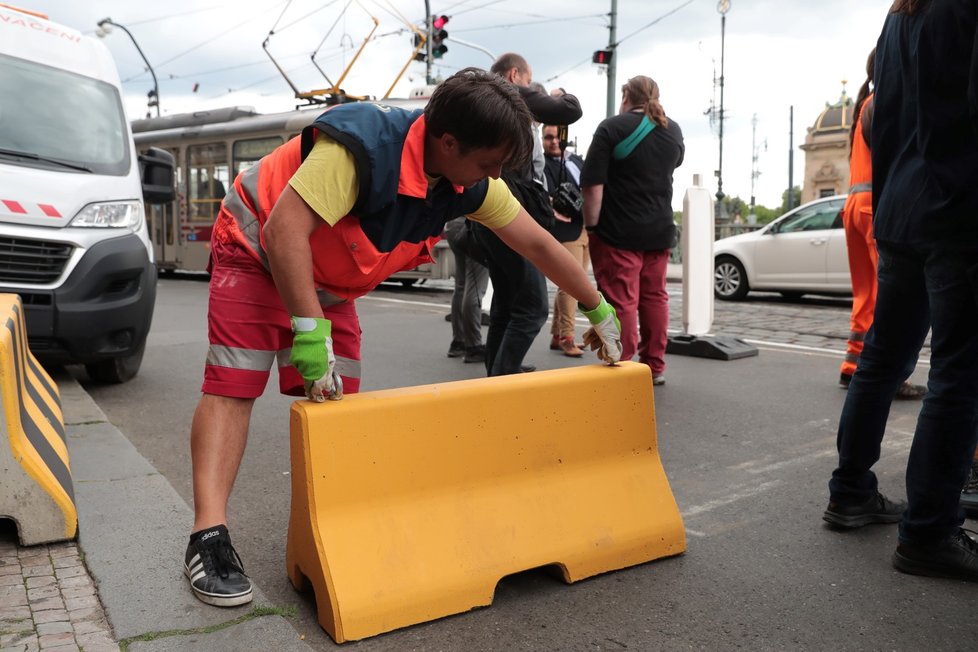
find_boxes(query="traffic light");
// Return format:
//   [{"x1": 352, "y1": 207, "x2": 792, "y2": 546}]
[
  {"x1": 431, "y1": 14, "x2": 448, "y2": 58},
  {"x1": 592, "y1": 49, "x2": 613, "y2": 65}
]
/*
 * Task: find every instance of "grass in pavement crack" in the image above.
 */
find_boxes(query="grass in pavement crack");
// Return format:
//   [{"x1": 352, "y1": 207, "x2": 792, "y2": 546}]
[{"x1": 117, "y1": 605, "x2": 298, "y2": 651}]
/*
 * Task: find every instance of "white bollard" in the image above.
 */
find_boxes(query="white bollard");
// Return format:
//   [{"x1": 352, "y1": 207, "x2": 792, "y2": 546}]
[{"x1": 681, "y1": 174, "x2": 715, "y2": 336}]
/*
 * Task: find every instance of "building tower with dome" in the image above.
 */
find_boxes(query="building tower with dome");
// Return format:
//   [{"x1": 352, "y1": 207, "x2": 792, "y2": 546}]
[{"x1": 799, "y1": 83, "x2": 854, "y2": 203}]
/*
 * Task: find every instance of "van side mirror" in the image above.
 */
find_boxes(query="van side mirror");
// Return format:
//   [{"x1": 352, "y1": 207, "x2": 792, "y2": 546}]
[{"x1": 139, "y1": 147, "x2": 176, "y2": 203}]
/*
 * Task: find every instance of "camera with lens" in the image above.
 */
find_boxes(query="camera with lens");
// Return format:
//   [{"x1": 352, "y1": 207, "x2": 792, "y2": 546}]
[{"x1": 553, "y1": 181, "x2": 583, "y2": 220}]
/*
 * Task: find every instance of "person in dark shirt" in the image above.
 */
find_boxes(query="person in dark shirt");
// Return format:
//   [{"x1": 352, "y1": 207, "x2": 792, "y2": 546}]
[
  {"x1": 580, "y1": 75, "x2": 684, "y2": 384},
  {"x1": 472, "y1": 52, "x2": 583, "y2": 376},
  {"x1": 542, "y1": 123, "x2": 588, "y2": 357},
  {"x1": 823, "y1": 0, "x2": 978, "y2": 582}
]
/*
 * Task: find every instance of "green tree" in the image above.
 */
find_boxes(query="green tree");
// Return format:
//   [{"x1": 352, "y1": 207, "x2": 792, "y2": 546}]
[{"x1": 780, "y1": 186, "x2": 802, "y2": 213}]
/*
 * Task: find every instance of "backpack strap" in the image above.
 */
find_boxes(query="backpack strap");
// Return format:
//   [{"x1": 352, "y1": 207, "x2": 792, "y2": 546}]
[{"x1": 613, "y1": 115, "x2": 656, "y2": 160}]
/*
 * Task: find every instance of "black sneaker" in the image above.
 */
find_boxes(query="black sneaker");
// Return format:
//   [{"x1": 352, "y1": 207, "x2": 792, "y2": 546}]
[
  {"x1": 447, "y1": 340, "x2": 465, "y2": 358},
  {"x1": 823, "y1": 491, "x2": 906, "y2": 529},
  {"x1": 962, "y1": 460, "x2": 978, "y2": 518},
  {"x1": 893, "y1": 528, "x2": 978, "y2": 582},
  {"x1": 184, "y1": 525, "x2": 253, "y2": 607},
  {"x1": 463, "y1": 344, "x2": 486, "y2": 363}
]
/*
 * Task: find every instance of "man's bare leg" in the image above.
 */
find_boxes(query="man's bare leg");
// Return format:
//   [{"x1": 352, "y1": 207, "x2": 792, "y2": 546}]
[{"x1": 190, "y1": 393, "x2": 255, "y2": 532}]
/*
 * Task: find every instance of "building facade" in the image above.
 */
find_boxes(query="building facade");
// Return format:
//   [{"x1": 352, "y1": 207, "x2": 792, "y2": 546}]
[{"x1": 800, "y1": 87, "x2": 853, "y2": 203}]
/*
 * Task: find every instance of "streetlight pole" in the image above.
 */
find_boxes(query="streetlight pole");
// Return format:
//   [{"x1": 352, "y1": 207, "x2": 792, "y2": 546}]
[
  {"x1": 606, "y1": 0, "x2": 618, "y2": 119},
  {"x1": 715, "y1": 0, "x2": 730, "y2": 221},
  {"x1": 96, "y1": 17, "x2": 160, "y2": 118}
]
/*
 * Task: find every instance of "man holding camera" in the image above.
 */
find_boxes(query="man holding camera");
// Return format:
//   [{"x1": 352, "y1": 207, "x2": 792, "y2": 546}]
[{"x1": 543, "y1": 123, "x2": 588, "y2": 358}]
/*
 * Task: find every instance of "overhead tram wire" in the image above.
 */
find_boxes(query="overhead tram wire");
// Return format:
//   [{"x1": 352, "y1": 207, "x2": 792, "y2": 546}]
[
  {"x1": 451, "y1": 13, "x2": 607, "y2": 33},
  {"x1": 118, "y1": 5, "x2": 225, "y2": 27},
  {"x1": 545, "y1": 0, "x2": 695, "y2": 85},
  {"x1": 146, "y1": 1, "x2": 292, "y2": 73},
  {"x1": 612, "y1": 0, "x2": 694, "y2": 48}
]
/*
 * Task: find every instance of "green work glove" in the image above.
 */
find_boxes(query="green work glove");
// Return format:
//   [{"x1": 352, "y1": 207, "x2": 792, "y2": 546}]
[
  {"x1": 580, "y1": 293, "x2": 623, "y2": 364},
  {"x1": 290, "y1": 317, "x2": 343, "y2": 402}
]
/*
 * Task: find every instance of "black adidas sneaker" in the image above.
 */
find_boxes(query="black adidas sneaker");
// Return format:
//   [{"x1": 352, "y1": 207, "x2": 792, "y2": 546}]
[{"x1": 184, "y1": 525, "x2": 253, "y2": 607}]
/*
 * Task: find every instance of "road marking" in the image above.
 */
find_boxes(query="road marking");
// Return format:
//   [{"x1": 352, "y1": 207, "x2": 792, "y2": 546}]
[{"x1": 681, "y1": 480, "x2": 782, "y2": 519}]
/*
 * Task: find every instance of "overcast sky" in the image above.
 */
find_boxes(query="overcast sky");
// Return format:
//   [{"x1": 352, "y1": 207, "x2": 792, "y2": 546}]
[{"x1": 28, "y1": 0, "x2": 893, "y2": 211}]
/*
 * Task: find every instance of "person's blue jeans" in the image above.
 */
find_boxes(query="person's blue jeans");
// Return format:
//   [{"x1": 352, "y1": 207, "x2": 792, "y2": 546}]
[
  {"x1": 829, "y1": 240, "x2": 978, "y2": 545},
  {"x1": 472, "y1": 223, "x2": 548, "y2": 376}
]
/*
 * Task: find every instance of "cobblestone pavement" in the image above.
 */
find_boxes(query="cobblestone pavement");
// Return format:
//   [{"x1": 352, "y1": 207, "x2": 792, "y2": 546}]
[
  {"x1": 665, "y1": 287, "x2": 933, "y2": 360},
  {"x1": 0, "y1": 526, "x2": 117, "y2": 652}
]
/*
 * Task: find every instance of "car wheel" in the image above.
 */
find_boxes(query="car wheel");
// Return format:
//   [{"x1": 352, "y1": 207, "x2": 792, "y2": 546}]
[
  {"x1": 85, "y1": 338, "x2": 146, "y2": 384},
  {"x1": 714, "y1": 256, "x2": 749, "y2": 301}
]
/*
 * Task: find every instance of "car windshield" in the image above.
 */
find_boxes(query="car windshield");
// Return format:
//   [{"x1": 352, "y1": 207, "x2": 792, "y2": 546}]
[
  {"x1": 0, "y1": 53, "x2": 130, "y2": 176},
  {"x1": 775, "y1": 200, "x2": 843, "y2": 233}
]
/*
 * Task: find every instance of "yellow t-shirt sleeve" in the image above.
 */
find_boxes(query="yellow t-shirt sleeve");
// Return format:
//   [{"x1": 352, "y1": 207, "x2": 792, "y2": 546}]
[
  {"x1": 288, "y1": 136, "x2": 358, "y2": 226},
  {"x1": 466, "y1": 177, "x2": 521, "y2": 229}
]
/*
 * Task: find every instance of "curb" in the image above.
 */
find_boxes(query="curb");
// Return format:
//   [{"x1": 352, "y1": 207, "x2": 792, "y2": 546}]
[{"x1": 56, "y1": 372, "x2": 311, "y2": 651}]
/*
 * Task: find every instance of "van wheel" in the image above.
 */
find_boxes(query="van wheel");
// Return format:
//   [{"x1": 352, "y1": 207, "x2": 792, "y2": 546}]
[
  {"x1": 85, "y1": 339, "x2": 146, "y2": 384},
  {"x1": 400, "y1": 279, "x2": 418, "y2": 288}
]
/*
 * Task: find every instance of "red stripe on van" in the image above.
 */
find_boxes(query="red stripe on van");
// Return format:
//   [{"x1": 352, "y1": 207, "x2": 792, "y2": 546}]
[
  {"x1": 2, "y1": 200, "x2": 27, "y2": 214},
  {"x1": 38, "y1": 204, "x2": 61, "y2": 218}
]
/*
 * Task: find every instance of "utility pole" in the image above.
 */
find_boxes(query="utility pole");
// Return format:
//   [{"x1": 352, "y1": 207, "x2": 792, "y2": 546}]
[
  {"x1": 750, "y1": 113, "x2": 758, "y2": 216},
  {"x1": 424, "y1": 0, "x2": 433, "y2": 85},
  {"x1": 605, "y1": 0, "x2": 618, "y2": 118},
  {"x1": 788, "y1": 105, "x2": 795, "y2": 211},
  {"x1": 715, "y1": 0, "x2": 730, "y2": 221}
]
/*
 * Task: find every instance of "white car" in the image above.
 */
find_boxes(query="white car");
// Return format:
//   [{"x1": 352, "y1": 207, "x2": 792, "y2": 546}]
[{"x1": 713, "y1": 195, "x2": 851, "y2": 300}]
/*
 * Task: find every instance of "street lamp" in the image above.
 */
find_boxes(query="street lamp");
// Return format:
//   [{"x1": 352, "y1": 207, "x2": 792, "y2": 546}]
[
  {"x1": 95, "y1": 18, "x2": 160, "y2": 118},
  {"x1": 715, "y1": 0, "x2": 730, "y2": 220}
]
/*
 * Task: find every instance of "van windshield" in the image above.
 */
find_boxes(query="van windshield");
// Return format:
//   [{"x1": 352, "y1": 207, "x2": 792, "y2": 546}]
[{"x1": 0, "y1": 53, "x2": 130, "y2": 176}]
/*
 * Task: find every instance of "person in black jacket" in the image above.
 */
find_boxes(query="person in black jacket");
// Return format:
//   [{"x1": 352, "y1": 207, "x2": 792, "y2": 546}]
[
  {"x1": 543, "y1": 123, "x2": 588, "y2": 357},
  {"x1": 823, "y1": 0, "x2": 978, "y2": 582},
  {"x1": 472, "y1": 52, "x2": 583, "y2": 376}
]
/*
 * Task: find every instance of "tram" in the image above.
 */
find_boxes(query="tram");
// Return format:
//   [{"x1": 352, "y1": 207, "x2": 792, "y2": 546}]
[{"x1": 130, "y1": 99, "x2": 454, "y2": 284}]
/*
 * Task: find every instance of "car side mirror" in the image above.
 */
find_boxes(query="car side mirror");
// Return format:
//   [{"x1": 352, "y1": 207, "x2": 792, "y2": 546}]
[{"x1": 139, "y1": 147, "x2": 176, "y2": 204}]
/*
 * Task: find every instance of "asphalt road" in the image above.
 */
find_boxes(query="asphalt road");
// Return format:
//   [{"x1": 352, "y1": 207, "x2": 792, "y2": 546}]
[{"x1": 70, "y1": 277, "x2": 972, "y2": 651}]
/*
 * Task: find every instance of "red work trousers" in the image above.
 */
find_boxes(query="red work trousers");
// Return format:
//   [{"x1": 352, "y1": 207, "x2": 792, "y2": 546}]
[
  {"x1": 588, "y1": 232, "x2": 670, "y2": 376},
  {"x1": 841, "y1": 191, "x2": 877, "y2": 377}
]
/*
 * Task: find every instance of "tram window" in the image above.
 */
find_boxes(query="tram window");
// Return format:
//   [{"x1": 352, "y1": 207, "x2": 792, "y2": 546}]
[
  {"x1": 188, "y1": 143, "x2": 229, "y2": 222},
  {"x1": 233, "y1": 137, "x2": 283, "y2": 175}
]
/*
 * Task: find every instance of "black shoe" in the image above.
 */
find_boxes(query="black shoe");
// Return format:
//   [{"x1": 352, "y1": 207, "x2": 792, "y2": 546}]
[
  {"x1": 962, "y1": 460, "x2": 978, "y2": 518},
  {"x1": 447, "y1": 340, "x2": 465, "y2": 358},
  {"x1": 463, "y1": 345, "x2": 486, "y2": 363},
  {"x1": 520, "y1": 363, "x2": 536, "y2": 373},
  {"x1": 839, "y1": 372, "x2": 852, "y2": 389},
  {"x1": 895, "y1": 380, "x2": 927, "y2": 400},
  {"x1": 893, "y1": 528, "x2": 978, "y2": 582},
  {"x1": 184, "y1": 525, "x2": 253, "y2": 607},
  {"x1": 823, "y1": 491, "x2": 906, "y2": 529}
]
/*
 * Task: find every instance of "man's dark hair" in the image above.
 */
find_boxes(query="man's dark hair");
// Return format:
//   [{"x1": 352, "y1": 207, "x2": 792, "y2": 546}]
[
  {"x1": 890, "y1": 0, "x2": 929, "y2": 13},
  {"x1": 425, "y1": 67, "x2": 533, "y2": 169},
  {"x1": 490, "y1": 52, "x2": 529, "y2": 77}
]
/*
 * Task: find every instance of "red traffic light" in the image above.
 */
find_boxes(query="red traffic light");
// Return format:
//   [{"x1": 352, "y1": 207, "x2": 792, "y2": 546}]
[
  {"x1": 432, "y1": 14, "x2": 448, "y2": 30},
  {"x1": 592, "y1": 49, "x2": 612, "y2": 65}
]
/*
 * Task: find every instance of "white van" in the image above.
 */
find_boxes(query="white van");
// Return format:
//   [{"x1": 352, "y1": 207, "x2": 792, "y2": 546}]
[{"x1": 0, "y1": 5, "x2": 174, "y2": 382}]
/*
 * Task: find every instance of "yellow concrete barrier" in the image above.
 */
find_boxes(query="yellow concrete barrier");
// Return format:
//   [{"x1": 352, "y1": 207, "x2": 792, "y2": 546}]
[
  {"x1": 286, "y1": 361, "x2": 685, "y2": 642},
  {"x1": 0, "y1": 294, "x2": 76, "y2": 544}
]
